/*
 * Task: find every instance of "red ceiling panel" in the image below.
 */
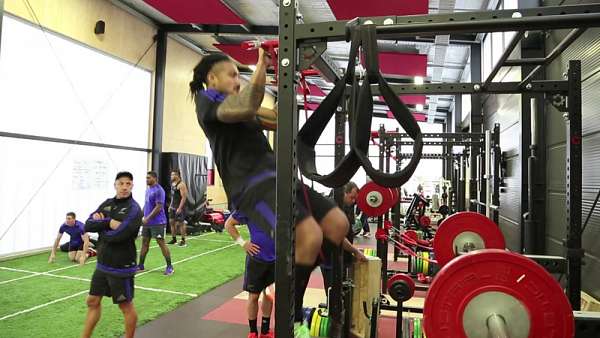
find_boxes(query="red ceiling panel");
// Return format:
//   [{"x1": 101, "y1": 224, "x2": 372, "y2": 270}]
[
  {"x1": 144, "y1": 0, "x2": 245, "y2": 24},
  {"x1": 214, "y1": 44, "x2": 258, "y2": 65},
  {"x1": 387, "y1": 111, "x2": 428, "y2": 122},
  {"x1": 363, "y1": 52, "x2": 427, "y2": 77},
  {"x1": 381, "y1": 95, "x2": 426, "y2": 106},
  {"x1": 327, "y1": 0, "x2": 428, "y2": 20}
]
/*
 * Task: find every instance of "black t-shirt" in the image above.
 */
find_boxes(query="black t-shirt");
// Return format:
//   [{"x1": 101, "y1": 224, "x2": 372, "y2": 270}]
[{"x1": 195, "y1": 89, "x2": 276, "y2": 205}]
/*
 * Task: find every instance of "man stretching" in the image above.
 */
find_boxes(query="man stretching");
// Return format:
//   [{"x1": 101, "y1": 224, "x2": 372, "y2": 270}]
[{"x1": 49, "y1": 212, "x2": 90, "y2": 265}]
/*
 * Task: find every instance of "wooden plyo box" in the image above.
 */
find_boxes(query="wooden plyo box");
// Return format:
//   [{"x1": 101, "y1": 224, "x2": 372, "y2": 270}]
[{"x1": 350, "y1": 256, "x2": 382, "y2": 338}]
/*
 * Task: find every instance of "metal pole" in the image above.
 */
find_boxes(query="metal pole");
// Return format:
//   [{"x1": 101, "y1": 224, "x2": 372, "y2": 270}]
[
  {"x1": 332, "y1": 105, "x2": 346, "y2": 338},
  {"x1": 487, "y1": 314, "x2": 510, "y2": 338},
  {"x1": 370, "y1": 13, "x2": 600, "y2": 38},
  {"x1": 378, "y1": 126, "x2": 389, "y2": 294},
  {"x1": 275, "y1": 1, "x2": 298, "y2": 336},
  {"x1": 565, "y1": 60, "x2": 583, "y2": 310},
  {"x1": 151, "y1": 30, "x2": 167, "y2": 173},
  {"x1": 485, "y1": 130, "x2": 492, "y2": 218},
  {"x1": 0, "y1": 0, "x2": 4, "y2": 56}
]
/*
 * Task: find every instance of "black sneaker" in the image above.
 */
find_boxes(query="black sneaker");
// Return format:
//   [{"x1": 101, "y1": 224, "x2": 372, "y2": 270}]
[
  {"x1": 167, "y1": 238, "x2": 177, "y2": 245},
  {"x1": 178, "y1": 239, "x2": 187, "y2": 247}
]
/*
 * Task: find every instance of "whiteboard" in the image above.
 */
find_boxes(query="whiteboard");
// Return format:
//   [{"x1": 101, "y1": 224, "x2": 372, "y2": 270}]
[
  {"x1": 0, "y1": 15, "x2": 152, "y2": 149},
  {"x1": 0, "y1": 15, "x2": 151, "y2": 256}
]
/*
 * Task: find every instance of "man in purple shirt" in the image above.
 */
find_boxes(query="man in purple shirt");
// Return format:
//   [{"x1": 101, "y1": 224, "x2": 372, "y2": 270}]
[
  {"x1": 48, "y1": 212, "x2": 90, "y2": 265},
  {"x1": 225, "y1": 210, "x2": 274, "y2": 338},
  {"x1": 138, "y1": 171, "x2": 173, "y2": 275}
]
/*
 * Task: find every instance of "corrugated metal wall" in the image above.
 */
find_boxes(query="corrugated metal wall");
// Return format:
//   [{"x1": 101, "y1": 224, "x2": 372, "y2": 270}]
[
  {"x1": 484, "y1": 66, "x2": 523, "y2": 252},
  {"x1": 545, "y1": 0, "x2": 600, "y2": 300}
]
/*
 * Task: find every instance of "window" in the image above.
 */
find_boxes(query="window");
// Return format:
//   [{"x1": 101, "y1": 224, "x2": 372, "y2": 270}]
[{"x1": 0, "y1": 15, "x2": 151, "y2": 255}]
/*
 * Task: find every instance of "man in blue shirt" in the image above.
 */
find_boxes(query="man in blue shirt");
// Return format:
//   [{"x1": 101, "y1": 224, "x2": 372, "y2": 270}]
[
  {"x1": 225, "y1": 211, "x2": 274, "y2": 338},
  {"x1": 48, "y1": 212, "x2": 90, "y2": 265},
  {"x1": 138, "y1": 171, "x2": 173, "y2": 275}
]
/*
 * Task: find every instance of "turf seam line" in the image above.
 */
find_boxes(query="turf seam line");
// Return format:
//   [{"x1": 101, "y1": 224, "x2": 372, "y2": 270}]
[
  {"x1": 0, "y1": 290, "x2": 88, "y2": 321},
  {"x1": 0, "y1": 231, "x2": 223, "y2": 285}
]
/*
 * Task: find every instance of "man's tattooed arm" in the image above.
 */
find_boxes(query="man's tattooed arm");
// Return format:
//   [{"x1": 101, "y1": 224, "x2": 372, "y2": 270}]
[{"x1": 216, "y1": 84, "x2": 265, "y2": 123}]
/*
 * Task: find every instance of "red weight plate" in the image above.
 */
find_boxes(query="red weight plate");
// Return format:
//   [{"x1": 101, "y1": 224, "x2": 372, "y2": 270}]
[
  {"x1": 357, "y1": 182, "x2": 394, "y2": 216},
  {"x1": 424, "y1": 249, "x2": 574, "y2": 338},
  {"x1": 387, "y1": 273, "x2": 415, "y2": 299},
  {"x1": 433, "y1": 212, "x2": 505, "y2": 267},
  {"x1": 419, "y1": 215, "x2": 431, "y2": 228},
  {"x1": 389, "y1": 188, "x2": 400, "y2": 207}
]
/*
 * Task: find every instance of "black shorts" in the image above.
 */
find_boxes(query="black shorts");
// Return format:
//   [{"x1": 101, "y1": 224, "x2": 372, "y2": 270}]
[
  {"x1": 89, "y1": 269, "x2": 135, "y2": 304},
  {"x1": 243, "y1": 256, "x2": 275, "y2": 293},
  {"x1": 236, "y1": 178, "x2": 336, "y2": 238},
  {"x1": 69, "y1": 243, "x2": 84, "y2": 252},
  {"x1": 168, "y1": 208, "x2": 185, "y2": 222},
  {"x1": 142, "y1": 225, "x2": 166, "y2": 239}
]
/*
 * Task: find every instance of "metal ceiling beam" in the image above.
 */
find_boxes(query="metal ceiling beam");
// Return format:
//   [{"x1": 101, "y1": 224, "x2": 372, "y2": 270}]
[
  {"x1": 371, "y1": 80, "x2": 569, "y2": 95},
  {"x1": 295, "y1": 4, "x2": 600, "y2": 41},
  {"x1": 161, "y1": 23, "x2": 278, "y2": 35}
]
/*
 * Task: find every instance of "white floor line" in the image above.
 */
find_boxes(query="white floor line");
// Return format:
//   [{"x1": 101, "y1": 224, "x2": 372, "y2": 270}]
[
  {"x1": 136, "y1": 243, "x2": 236, "y2": 277},
  {"x1": 0, "y1": 266, "x2": 198, "y2": 297},
  {"x1": 0, "y1": 231, "x2": 224, "y2": 286},
  {"x1": 0, "y1": 290, "x2": 88, "y2": 321}
]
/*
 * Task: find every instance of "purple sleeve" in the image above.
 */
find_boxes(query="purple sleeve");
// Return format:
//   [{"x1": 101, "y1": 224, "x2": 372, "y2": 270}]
[
  {"x1": 58, "y1": 224, "x2": 66, "y2": 234},
  {"x1": 78, "y1": 221, "x2": 86, "y2": 234},
  {"x1": 156, "y1": 187, "x2": 165, "y2": 205}
]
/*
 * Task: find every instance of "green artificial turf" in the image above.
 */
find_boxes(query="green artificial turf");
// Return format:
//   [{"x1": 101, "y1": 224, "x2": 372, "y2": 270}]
[{"x1": 0, "y1": 229, "x2": 248, "y2": 338}]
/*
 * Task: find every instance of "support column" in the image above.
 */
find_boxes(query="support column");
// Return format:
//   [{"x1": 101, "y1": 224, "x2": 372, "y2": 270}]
[
  {"x1": 565, "y1": 60, "x2": 582, "y2": 310},
  {"x1": 151, "y1": 30, "x2": 166, "y2": 173},
  {"x1": 0, "y1": 0, "x2": 4, "y2": 55},
  {"x1": 470, "y1": 44, "x2": 483, "y2": 211},
  {"x1": 275, "y1": 1, "x2": 298, "y2": 336},
  {"x1": 332, "y1": 105, "x2": 346, "y2": 338}
]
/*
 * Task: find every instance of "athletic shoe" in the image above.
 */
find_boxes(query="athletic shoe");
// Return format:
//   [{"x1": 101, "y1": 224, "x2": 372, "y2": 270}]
[
  {"x1": 167, "y1": 238, "x2": 177, "y2": 245},
  {"x1": 247, "y1": 333, "x2": 258, "y2": 338},
  {"x1": 137, "y1": 264, "x2": 145, "y2": 272},
  {"x1": 293, "y1": 322, "x2": 310, "y2": 338},
  {"x1": 363, "y1": 232, "x2": 372, "y2": 238},
  {"x1": 178, "y1": 240, "x2": 187, "y2": 247},
  {"x1": 164, "y1": 266, "x2": 174, "y2": 276},
  {"x1": 259, "y1": 332, "x2": 273, "y2": 338}
]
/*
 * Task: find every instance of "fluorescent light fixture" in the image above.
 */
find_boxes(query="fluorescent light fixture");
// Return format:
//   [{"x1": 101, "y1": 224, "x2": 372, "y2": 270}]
[
  {"x1": 416, "y1": 104, "x2": 424, "y2": 112},
  {"x1": 249, "y1": 65, "x2": 257, "y2": 71},
  {"x1": 414, "y1": 76, "x2": 424, "y2": 85}
]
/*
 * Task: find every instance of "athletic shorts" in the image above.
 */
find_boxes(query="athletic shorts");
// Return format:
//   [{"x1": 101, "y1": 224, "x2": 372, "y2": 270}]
[
  {"x1": 89, "y1": 269, "x2": 134, "y2": 304},
  {"x1": 236, "y1": 178, "x2": 337, "y2": 238},
  {"x1": 142, "y1": 225, "x2": 166, "y2": 239},
  {"x1": 69, "y1": 243, "x2": 84, "y2": 252},
  {"x1": 168, "y1": 208, "x2": 186, "y2": 222},
  {"x1": 243, "y1": 256, "x2": 275, "y2": 294}
]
